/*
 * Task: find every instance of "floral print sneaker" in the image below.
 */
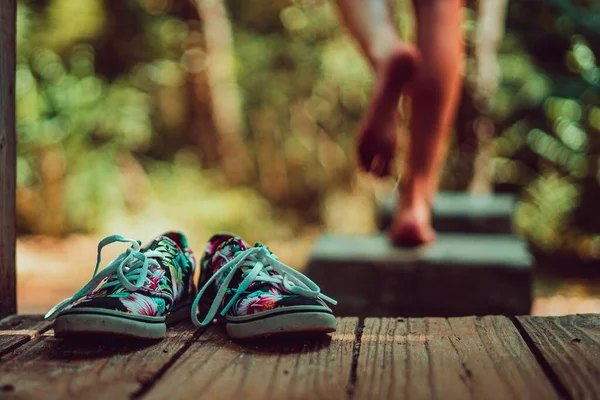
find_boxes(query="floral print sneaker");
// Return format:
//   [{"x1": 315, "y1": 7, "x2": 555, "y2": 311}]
[
  {"x1": 45, "y1": 232, "x2": 196, "y2": 340},
  {"x1": 191, "y1": 234, "x2": 337, "y2": 339}
]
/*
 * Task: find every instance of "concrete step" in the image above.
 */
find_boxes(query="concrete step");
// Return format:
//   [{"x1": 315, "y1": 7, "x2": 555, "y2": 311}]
[
  {"x1": 377, "y1": 192, "x2": 517, "y2": 234},
  {"x1": 305, "y1": 233, "x2": 533, "y2": 317}
]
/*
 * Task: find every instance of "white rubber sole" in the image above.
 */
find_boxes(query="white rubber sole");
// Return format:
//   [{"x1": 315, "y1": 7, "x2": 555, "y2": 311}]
[
  {"x1": 54, "y1": 302, "x2": 191, "y2": 340},
  {"x1": 225, "y1": 306, "x2": 336, "y2": 339}
]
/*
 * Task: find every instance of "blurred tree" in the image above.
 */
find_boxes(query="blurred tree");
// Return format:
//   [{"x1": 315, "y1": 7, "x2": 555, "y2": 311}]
[
  {"x1": 192, "y1": 0, "x2": 254, "y2": 185},
  {"x1": 469, "y1": 0, "x2": 509, "y2": 194}
]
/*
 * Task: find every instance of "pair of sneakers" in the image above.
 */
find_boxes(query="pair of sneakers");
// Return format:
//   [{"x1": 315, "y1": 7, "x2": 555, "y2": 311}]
[{"x1": 44, "y1": 232, "x2": 336, "y2": 340}]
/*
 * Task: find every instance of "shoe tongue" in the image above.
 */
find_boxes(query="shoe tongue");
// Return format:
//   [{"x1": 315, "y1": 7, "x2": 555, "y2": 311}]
[
  {"x1": 141, "y1": 236, "x2": 180, "y2": 262},
  {"x1": 210, "y1": 237, "x2": 286, "y2": 296},
  {"x1": 142, "y1": 237, "x2": 163, "y2": 252},
  {"x1": 209, "y1": 236, "x2": 252, "y2": 274},
  {"x1": 217, "y1": 237, "x2": 251, "y2": 259}
]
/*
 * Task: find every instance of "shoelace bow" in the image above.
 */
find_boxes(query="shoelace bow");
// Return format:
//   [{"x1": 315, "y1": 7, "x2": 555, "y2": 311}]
[
  {"x1": 44, "y1": 235, "x2": 164, "y2": 320},
  {"x1": 191, "y1": 246, "x2": 337, "y2": 327}
]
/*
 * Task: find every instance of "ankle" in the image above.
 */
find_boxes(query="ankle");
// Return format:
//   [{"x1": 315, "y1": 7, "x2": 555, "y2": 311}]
[
  {"x1": 388, "y1": 206, "x2": 436, "y2": 247},
  {"x1": 399, "y1": 179, "x2": 429, "y2": 207}
]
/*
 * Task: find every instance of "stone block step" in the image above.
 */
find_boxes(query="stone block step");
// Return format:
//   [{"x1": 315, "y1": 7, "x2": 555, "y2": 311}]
[
  {"x1": 377, "y1": 192, "x2": 516, "y2": 234},
  {"x1": 305, "y1": 233, "x2": 533, "y2": 317}
]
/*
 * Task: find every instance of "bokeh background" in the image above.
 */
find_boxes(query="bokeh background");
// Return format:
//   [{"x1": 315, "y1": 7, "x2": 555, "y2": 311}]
[{"x1": 15, "y1": 0, "x2": 600, "y2": 314}]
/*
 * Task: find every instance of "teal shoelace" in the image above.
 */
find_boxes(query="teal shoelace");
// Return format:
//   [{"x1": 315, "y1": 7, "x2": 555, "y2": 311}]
[
  {"x1": 191, "y1": 246, "x2": 336, "y2": 327},
  {"x1": 45, "y1": 235, "x2": 164, "y2": 320}
]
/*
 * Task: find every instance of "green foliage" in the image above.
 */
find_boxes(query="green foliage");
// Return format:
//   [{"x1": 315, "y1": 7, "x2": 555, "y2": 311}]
[
  {"x1": 14, "y1": 0, "x2": 600, "y2": 263},
  {"x1": 490, "y1": 0, "x2": 600, "y2": 258},
  {"x1": 15, "y1": 0, "x2": 186, "y2": 234}
]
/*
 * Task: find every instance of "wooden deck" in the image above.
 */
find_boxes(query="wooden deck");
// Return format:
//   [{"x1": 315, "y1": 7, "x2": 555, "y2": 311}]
[{"x1": 0, "y1": 314, "x2": 598, "y2": 399}]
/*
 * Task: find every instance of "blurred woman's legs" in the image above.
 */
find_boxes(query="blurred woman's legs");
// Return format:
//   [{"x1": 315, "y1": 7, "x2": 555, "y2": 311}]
[
  {"x1": 389, "y1": 0, "x2": 464, "y2": 246},
  {"x1": 335, "y1": 0, "x2": 420, "y2": 177},
  {"x1": 337, "y1": 0, "x2": 464, "y2": 246}
]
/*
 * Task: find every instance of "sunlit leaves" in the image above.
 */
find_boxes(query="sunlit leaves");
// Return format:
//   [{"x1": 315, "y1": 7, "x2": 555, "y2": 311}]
[
  {"x1": 491, "y1": 157, "x2": 531, "y2": 185},
  {"x1": 280, "y1": 7, "x2": 308, "y2": 32},
  {"x1": 279, "y1": 1, "x2": 338, "y2": 40},
  {"x1": 43, "y1": 0, "x2": 105, "y2": 52},
  {"x1": 567, "y1": 37, "x2": 600, "y2": 86},
  {"x1": 545, "y1": 97, "x2": 582, "y2": 121},
  {"x1": 527, "y1": 128, "x2": 586, "y2": 176},
  {"x1": 588, "y1": 106, "x2": 600, "y2": 130},
  {"x1": 68, "y1": 44, "x2": 96, "y2": 78},
  {"x1": 492, "y1": 54, "x2": 550, "y2": 120},
  {"x1": 554, "y1": 118, "x2": 587, "y2": 152},
  {"x1": 515, "y1": 174, "x2": 580, "y2": 251},
  {"x1": 64, "y1": 150, "x2": 123, "y2": 233},
  {"x1": 96, "y1": 84, "x2": 153, "y2": 150},
  {"x1": 572, "y1": 40, "x2": 596, "y2": 71},
  {"x1": 15, "y1": 0, "x2": 182, "y2": 234},
  {"x1": 493, "y1": 120, "x2": 529, "y2": 157}
]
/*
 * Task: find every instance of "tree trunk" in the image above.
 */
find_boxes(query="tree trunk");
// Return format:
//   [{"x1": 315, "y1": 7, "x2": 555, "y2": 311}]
[
  {"x1": 468, "y1": 0, "x2": 509, "y2": 194},
  {"x1": 192, "y1": 0, "x2": 254, "y2": 185},
  {"x1": 0, "y1": 0, "x2": 17, "y2": 317}
]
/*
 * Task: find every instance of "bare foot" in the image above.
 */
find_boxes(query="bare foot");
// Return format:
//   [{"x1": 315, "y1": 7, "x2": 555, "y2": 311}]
[
  {"x1": 357, "y1": 45, "x2": 420, "y2": 177},
  {"x1": 388, "y1": 200, "x2": 436, "y2": 247}
]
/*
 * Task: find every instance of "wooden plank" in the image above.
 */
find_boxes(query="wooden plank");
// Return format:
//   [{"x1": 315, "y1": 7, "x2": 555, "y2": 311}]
[
  {"x1": 0, "y1": 315, "x2": 52, "y2": 358},
  {"x1": 355, "y1": 316, "x2": 558, "y2": 400},
  {"x1": 142, "y1": 317, "x2": 358, "y2": 400},
  {"x1": 517, "y1": 314, "x2": 600, "y2": 400},
  {"x1": 0, "y1": 322, "x2": 201, "y2": 400},
  {"x1": 0, "y1": 0, "x2": 17, "y2": 318}
]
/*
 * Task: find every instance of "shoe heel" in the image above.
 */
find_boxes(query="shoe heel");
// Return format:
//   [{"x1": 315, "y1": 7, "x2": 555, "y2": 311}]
[
  {"x1": 166, "y1": 301, "x2": 192, "y2": 326},
  {"x1": 194, "y1": 295, "x2": 225, "y2": 324},
  {"x1": 198, "y1": 295, "x2": 211, "y2": 321},
  {"x1": 167, "y1": 297, "x2": 220, "y2": 326}
]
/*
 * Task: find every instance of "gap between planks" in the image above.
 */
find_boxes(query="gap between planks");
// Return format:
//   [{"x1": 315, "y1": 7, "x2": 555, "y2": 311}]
[
  {"x1": 515, "y1": 314, "x2": 600, "y2": 400},
  {"x1": 132, "y1": 327, "x2": 207, "y2": 399},
  {"x1": 351, "y1": 316, "x2": 559, "y2": 400},
  {"x1": 0, "y1": 319, "x2": 205, "y2": 400},
  {"x1": 140, "y1": 317, "x2": 359, "y2": 400},
  {"x1": 347, "y1": 316, "x2": 597, "y2": 400},
  {"x1": 0, "y1": 315, "x2": 53, "y2": 359},
  {"x1": 511, "y1": 317, "x2": 573, "y2": 400},
  {"x1": 0, "y1": 316, "x2": 361, "y2": 400}
]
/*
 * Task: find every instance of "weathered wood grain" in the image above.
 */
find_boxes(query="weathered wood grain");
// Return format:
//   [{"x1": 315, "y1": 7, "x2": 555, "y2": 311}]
[
  {"x1": 142, "y1": 318, "x2": 358, "y2": 400},
  {"x1": 355, "y1": 316, "x2": 558, "y2": 400},
  {"x1": 0, "y1": 315, "x2": 52, "y2": 358},
  {"x1": 0, "y1": 322, "x2": 201, "y2": 400},
  {"x1": 517, "y1": 314, "x2": 600, "y2": 400},
  {"x1": 0, "y1": 315, "x2": 596, "y2": 399},
  {"x1": 0, "y1": 0, "x2": 17, "y2": 319}
]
